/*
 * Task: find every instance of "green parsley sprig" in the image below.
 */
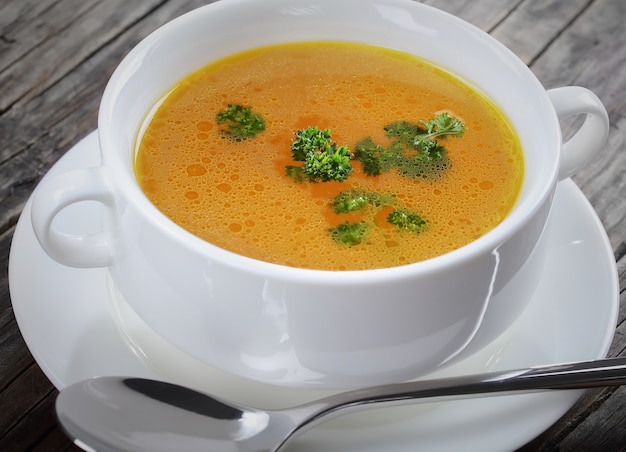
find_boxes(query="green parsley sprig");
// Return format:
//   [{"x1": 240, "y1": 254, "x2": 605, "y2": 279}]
[
  {"x1": 354, "y1": 112, "x2": 464, "y2": 179},
  {"x1": 287, "y1": 126, "x2": 353, "y2": 182},
  {"x1": 330, "y1": 221, "x2": 369, "y2": 246},
  {"x1": 329, "y1": 189, "x2": 427, "y2": 246},
  {"x1": 216, "y1": 104, "x2": 266, "y2": 139},
  {"x1": 414, "y1": 112, "x2": 465, "y2": 158},
  {"x1": 387, "y1": 208, "x2": 427, "y2": 233},
  {"x1": 331, "y1": 189, "x2": 394, "y2": 214}
]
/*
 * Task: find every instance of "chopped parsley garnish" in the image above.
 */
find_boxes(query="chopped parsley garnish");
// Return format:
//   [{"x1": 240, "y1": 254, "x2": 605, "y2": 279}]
[
  {"x1": 387, "y1": 208, "x2": 427, "y2": 233},
  {"x1": 219, "y1": 106, "x2": 458, "y2": 248},
  {"x1": 331, "y1": 189, "x2": 394, "y2": 214},
  {"x1": 287, "y1": 126, "x2": 353, "y2": 182},
  {"x1": 418, "y1": 112, "x2": 466, "y2": 142},
  {"x1": 354, "y1": 112, "x2": 464, "y2": 179},
  {"x1": 330, "y1": 221, "x2": 369, "y2": 246},
  {"x1": 216, "y1": 104, "x2": 266, "y2": 139},
  {"x1": 328, "y1": 190, "x2": 426, "y2": 245}
]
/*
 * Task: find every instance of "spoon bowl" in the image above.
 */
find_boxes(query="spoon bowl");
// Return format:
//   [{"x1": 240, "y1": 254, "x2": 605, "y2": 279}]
[{"x1": 56, "y1": 356, "x2": 626, "y2": 452}]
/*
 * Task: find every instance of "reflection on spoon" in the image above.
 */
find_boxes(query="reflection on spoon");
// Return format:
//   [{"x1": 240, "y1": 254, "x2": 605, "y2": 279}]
[{"x1": 56, "y1": 356, "x2": 626, "y2": 452}]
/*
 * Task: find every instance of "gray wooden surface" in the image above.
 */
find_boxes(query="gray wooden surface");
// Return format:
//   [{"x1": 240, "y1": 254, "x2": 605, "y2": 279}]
[{"x1": 1, "y1": 0, "x2": 625, "y2": 450}]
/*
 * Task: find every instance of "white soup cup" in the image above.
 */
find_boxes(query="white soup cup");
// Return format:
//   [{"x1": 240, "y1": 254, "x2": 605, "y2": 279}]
[{"x1": 30, "y1": 0, "x2": 609, "y2": 388}]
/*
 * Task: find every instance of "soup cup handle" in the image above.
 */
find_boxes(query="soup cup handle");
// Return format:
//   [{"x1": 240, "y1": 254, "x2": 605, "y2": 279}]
[
  {"x1": 547, "y1": 86, "x2": 609, "y2": 180},
  {"x1": 30, "y1": 166, "x2": 116, "y2": 268}
]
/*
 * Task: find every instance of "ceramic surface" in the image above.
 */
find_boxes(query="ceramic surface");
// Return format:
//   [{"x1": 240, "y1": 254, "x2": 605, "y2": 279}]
[
  {"x1": 28, "y1": 0, "x2": 609, "y2": 387},
  {"x1": 9, "y1": 132, "x2": 618, "y2": 451}
]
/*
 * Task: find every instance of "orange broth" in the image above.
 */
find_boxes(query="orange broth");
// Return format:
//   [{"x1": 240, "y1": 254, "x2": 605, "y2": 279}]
[{"x1": 134, "y1": 41, "x2": 524, "y2": 270}]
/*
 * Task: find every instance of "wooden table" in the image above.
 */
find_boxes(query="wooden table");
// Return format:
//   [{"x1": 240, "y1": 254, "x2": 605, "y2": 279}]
[{"x1": 1, "y1": 0, "x2": 625, "y2": 450}]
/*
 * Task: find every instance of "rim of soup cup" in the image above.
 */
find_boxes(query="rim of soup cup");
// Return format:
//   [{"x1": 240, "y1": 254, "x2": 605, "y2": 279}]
[{"x1": 98, "y1": 0, "x2": 561, "y2": 284}]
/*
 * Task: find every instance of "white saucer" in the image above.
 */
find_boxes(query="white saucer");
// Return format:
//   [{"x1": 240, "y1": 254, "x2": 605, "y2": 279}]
[{"x1": 10, "y1": 131, "x2": 619, "y2": 451}]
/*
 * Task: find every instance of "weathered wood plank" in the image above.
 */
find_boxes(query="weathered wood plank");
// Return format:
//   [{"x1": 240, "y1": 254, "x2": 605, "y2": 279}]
[
  {"x1": 491, "y1": 0, "x2": 592, "y2": 64},
  {"x1": 0, "y1": 363, "x2": 55, "y2": 445},
  {"x1": 423, "y1": 0, "x2": 521, "y2": 31},
  {"x1": 0, "y1": 0, "x2": 57, "y2": 33},
  {"x1": 572, "y1": 116, "x2": 626, "y2": 251},
  {"x1": 1, "y1": 226, "x2": 28, "y2": 377},
  {"x1": 0, "y1": 82, "x2": 101, "y2": 235},
  {"x1": 31, "y1": 423, "x2": 81, "y2": 452},
  {"x1": 0, "y1": 0, "x2": 166, "y2": 112},
  {"x1": 0, "y1": 318, "x2": 32, "y2": 387},
  {"x1": 0, "y1": 0, "x2": 215, "y2": 234},
  {"x1": 613, "y1": 253, "x2": 626, "y2": 352},
  {"x1": 0, "y1": 385, "x2": 61, "y2": 451},
  {"x1": 0, "y1": 0, "x2": 100, "y2": 73},
  {"x1": 530, "y1": 0, "x2": 626, "y2": 123},
  {"x1": 0, "y1": 227, "x2": 13, "y2": 318}
]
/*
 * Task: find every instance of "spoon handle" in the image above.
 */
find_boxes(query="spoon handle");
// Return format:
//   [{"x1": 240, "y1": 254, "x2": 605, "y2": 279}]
[
  {"x1": 290, "y1": 356, "x2": 626, "y2": 438},
  {"x1": 381, "y1": 356, "x2": 626, "y2": 399}
]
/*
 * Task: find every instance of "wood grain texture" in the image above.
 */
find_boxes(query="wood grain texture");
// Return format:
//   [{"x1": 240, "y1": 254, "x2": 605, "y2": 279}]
[
  {"x1": 1, "y1": 0, "x2": 624, "y2": 450},
  {"x1": 423, "y1": 0, "x2": 522, "y2": 31},
  {"x1": 490, "y1": 0, "x2": 593, "y2": 65}
]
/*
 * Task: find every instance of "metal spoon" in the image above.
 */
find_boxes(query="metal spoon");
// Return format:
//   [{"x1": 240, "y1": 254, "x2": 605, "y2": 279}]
[{"x1": 56, "y1": 356, "x2": 626, "y2": 452}]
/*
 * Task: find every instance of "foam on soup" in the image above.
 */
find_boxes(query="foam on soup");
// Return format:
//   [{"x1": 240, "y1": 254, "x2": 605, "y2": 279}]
[{"x1": 135, "y1": 41, "x2": 523, "y2": 270}]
